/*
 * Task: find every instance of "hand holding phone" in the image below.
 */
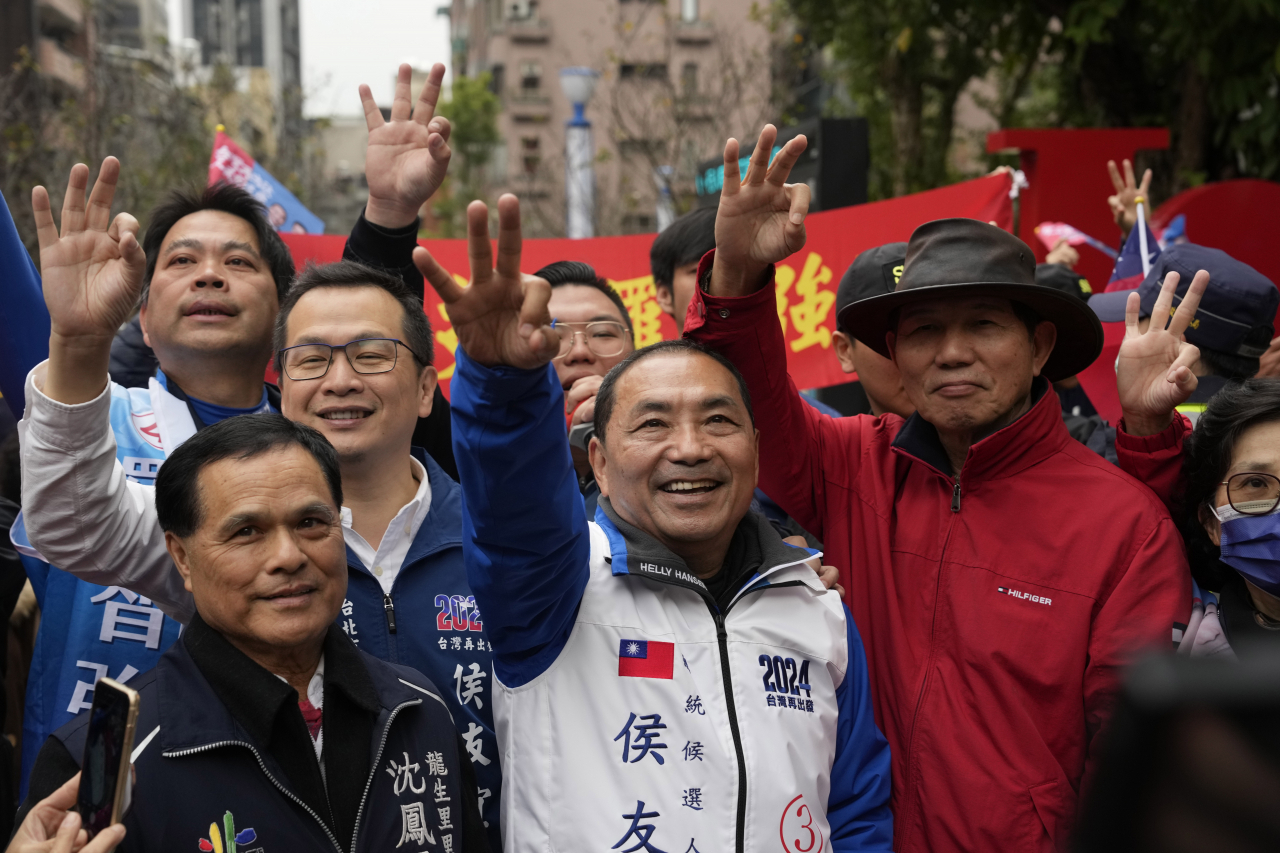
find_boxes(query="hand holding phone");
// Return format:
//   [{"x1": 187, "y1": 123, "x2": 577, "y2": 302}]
[
  {"x1": 77, "y1": 677, "x2": 140, "y2": 839},
  {"x1": 9, "y1": 772, "x2": 127, "y2": 853}
]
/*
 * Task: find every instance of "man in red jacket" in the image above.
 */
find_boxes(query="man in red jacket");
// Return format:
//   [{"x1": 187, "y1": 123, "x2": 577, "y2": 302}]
[{"x1": 684, "y1": 126, "x2": 1195, "y2": 853}]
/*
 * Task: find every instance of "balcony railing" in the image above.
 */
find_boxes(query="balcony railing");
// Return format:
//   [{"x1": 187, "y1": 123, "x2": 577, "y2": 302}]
[
  {"x1": 37, "y1": 37, "x2": 85, "y2": 89},
  {"x1": 505, "y1": 17, "x2": 550, "y2": 43},
  {"x1": 37, "y1": 0, "x2": 85, "y2": 31},
  {"x1": 674, "y1": 19, "x2": 713, "y2": 45}
]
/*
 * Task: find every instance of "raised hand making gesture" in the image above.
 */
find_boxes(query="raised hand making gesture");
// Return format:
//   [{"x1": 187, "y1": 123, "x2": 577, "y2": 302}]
[
  {"x1": 362, "y1": 63, "x2": 453, "y2": 229},
  {"x1": 1106, "y1": 158, "x2": 1153, "y2": 240},
  {"x1": 413, "y1": 194, "x2": 558, "y2": 369},
  {"x1": 708, "y1": 124, "x2": 811, "y2": 297},
  {"x1": 1116, "y1": 268, "x2": 1210, "y2": 436},
  {"x1": 32, "y1": 156, "x2": 145, "y2": 404}
]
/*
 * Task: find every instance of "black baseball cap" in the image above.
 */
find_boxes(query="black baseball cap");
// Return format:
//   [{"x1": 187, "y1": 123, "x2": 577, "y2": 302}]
[
  {"x1": 1035, "y1": 263, "x2": 1092, "y2": 303},
  {"x1": 1089, "y1": 244, "x2": 1278, "y2": 357},
  {"x1": 835, "y1": 243, "x2": 907, "y2": 338}
]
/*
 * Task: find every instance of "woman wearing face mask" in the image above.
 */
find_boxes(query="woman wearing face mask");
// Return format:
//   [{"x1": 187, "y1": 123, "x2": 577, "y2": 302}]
[{"x1": 1179, "y1": 379, "x2": 1280, "y2": 657}]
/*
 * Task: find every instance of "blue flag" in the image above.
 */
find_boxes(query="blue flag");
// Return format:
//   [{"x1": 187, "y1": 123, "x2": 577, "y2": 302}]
[{"x1": 0, "y1": 190, "x2": 51, "y2": 419}]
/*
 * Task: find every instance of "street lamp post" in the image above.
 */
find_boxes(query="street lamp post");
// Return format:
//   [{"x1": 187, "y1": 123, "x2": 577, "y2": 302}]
[{"x1": 559, "y1": 67, "x2": 599, "y2": 239}]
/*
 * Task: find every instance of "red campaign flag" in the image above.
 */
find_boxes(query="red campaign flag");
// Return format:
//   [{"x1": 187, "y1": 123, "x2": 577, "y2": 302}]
[{"x1": 618, "y1": 639, "x2": 674, "y2": 679}]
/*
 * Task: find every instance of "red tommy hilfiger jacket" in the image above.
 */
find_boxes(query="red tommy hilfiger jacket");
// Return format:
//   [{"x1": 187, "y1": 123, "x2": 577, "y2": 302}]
[{"x1": 685, "y1": 258, "x2": 1191, "y2": 853}]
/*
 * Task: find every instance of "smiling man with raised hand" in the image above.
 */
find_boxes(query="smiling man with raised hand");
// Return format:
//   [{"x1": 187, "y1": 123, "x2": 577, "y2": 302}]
[
  {"x1": 15, "y1": 62, "x2": 472, "y2": 800},
  {"x1": 685, "y1": 124, "x2": 1196, "y2": 853},
  {"x1": 416, "y1": 194, "x2": 891, "y2": 853}
]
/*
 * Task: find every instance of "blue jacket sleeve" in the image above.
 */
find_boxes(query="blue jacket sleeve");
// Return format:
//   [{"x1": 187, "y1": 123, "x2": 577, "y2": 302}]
[
  {"x1": 0, "y1": 190, "x2": 50, "y2": 420},
  {"x1": 828, "y1": 604, "x2": 894, "y2": 851},
  {"x1": 449, "y1": 347, "x2": 590, "y2": 688}
]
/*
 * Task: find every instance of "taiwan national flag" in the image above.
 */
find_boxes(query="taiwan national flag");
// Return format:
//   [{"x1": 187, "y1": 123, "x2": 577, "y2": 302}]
[
  {"x1": 209, "y1": 127, "x2": 325, "y2": 235},
  {"x1": 1104, "y1": 219, "x2": 1161, "y2": 293},
  {"x1": 618, "y1": 639, "x2": 674, "y2": 679}
]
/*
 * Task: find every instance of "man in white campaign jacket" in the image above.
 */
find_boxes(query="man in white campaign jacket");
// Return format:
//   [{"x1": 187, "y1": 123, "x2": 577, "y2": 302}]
[{"x1": 417, "y1": 192, "x2": 892, "y2": 853}]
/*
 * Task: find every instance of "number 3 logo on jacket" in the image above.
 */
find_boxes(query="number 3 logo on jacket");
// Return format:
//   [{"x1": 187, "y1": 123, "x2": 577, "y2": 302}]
[{"x1": 780, "y1": 794, "x2": 824, "y2": 853}]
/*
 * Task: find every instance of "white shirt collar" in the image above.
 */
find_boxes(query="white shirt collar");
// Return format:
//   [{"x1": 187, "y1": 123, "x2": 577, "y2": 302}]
[
  {"x1": 340, "y1": 456, "x2": 433, "y2": 593},
  {"x1": 339, "y1": 455, "x2": 433, "y2": 539}
]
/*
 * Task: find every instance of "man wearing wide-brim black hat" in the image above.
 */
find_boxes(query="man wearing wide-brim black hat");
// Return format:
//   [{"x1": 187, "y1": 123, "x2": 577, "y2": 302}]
[{"x1": 684, "y1": 124, "x2": 1201, "y2": 853}]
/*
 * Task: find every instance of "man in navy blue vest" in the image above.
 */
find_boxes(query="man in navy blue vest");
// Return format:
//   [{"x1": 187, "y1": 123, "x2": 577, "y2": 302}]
[{"x1": 18, "y1": 414, "x2": 487, "y2": 852}]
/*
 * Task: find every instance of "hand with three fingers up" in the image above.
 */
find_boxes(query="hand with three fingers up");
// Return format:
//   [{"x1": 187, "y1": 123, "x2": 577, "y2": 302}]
[{"x1": 706, "y1": 125, "x2": 812, "y2": 298}]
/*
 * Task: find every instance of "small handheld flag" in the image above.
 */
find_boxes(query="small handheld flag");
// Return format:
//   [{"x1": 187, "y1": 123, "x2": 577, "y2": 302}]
[
  {"x1": 1034, "y1": 222, "x2": 1118, "y2": 259},
  {"x1": 1104, "y1": 214, "x2": 1161, "y2": 293},
  {"x1": 1135, "y1": 195, "x2": 1152, "y2": 277},
  {"x1": 209, "y1": 126, "x2": 324, "y2": 235},
  {"x1": 1156, "y1": 214, "x2": 1187, "y2": 249}
]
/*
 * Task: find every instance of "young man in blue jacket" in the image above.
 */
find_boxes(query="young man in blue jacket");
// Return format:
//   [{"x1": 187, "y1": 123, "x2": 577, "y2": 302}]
[{"x1": 415, "y1": 194, "x2": 892, "y2": 852}]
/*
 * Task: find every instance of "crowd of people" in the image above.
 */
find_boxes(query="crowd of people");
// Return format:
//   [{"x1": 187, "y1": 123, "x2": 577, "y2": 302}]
[{"x1": 1, "y1": 61, "x2": 1278, "y2": 853}]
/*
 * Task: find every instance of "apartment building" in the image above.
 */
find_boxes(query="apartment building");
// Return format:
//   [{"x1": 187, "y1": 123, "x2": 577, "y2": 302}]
[
  {"x1": 447, "y1": 0, "x2": 776, "y2": 237},
  {"x1": 1, "y1": 0, "x2": 167, "y2": 92},
  {"x1": 177, "y1": 0, "x2": 303, "y2": 161}
]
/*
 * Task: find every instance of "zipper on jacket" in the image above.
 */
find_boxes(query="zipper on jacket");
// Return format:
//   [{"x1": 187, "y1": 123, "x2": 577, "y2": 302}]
[
  {"x1": 165, "y1": 740, "x2": 344, "y2": 853},
  {"x1": 900, "y1": 483, "x2": 963, "y2": 843},
  {"x1": 351, "y1": 700, "x2": 420, "y2": 851},
  {"x1": 383, "y1": 593, "x2": 398, "y2": 634},
  {"x1": 709, "y1": 605, "x2": 748, "y2": 853}
]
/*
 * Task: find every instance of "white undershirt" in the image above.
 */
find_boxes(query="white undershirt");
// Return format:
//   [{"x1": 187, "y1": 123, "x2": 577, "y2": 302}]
[{"x1": 341, "y1": 456, "x2": 433, "y2": 595}]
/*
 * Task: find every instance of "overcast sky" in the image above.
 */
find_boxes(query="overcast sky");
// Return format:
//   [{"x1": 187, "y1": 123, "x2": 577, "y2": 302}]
[{"x1": 168, "y1": 0, "x2": 453, "y2": 119}]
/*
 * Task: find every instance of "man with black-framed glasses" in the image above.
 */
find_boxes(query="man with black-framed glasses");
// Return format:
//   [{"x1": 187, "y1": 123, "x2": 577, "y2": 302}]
[
  {"x1": 537, "y1": 261, "x2": 636, "y2": 515},
  {"x1": 270, "y1": 263, "x2": 503, "y2": 852}
]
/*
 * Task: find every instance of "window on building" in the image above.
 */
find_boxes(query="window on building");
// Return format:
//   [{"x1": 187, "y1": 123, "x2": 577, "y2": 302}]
[
  {"x1": 681, "y1": 0, "x2": 698, "y2": 21},
  {"x1": 506, "y1": 0, "x2": 537, "y2": 20},
  {"x1": 521, "y1": 136, "x2": 541, "y2": 174},
  {"x1": 520, "y1": 61, "x2": 541, "y2": 91},
  {"x1": 618, "y1": 63, "x2": 668, "y2": 82},
  {"x1": 681, "y1": 63, "x2": 698, "y2": 96},
  {"x1": 235, "y1": 0, "x2": 264, "y2": 67},
  {"x1": 489, "y1": 64, "x2": 506, "y2": 95}
]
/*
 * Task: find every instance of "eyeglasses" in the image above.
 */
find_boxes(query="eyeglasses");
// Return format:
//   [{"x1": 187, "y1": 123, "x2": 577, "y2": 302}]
[
  {"x1": 1221, "y1": 472, "x2": 1280, "y2": 516},
  {"x1": 550, "y1": 319, "x2": 631, "y2": 360},
  {"x1": 278, "y1": 338, "x2": 421, "y2": 381}
]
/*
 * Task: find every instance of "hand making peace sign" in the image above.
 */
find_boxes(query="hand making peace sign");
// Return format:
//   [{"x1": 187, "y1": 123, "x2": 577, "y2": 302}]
[
  {"x1": 362, "y1": 63, "x2": 453, "y2": 229},
  {"x1": 707, "y1": 124, "x2": 811, "y2": 297},
  {"x1": 1115, "y1": 268, "x2": 1210, "y2": 436},
  {"x1": 413, "y1": 195, "x2": 559, "y2": 370}
]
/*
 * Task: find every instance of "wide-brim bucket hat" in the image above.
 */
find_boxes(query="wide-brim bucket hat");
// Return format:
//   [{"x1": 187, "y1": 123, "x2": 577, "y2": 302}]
[{"x1": 840, "y1": 218, "x2": 1104, "y2": 381}]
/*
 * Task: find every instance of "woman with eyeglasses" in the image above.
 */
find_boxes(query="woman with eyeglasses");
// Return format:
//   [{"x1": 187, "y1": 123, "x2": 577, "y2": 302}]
[{"x1": 1179, "y1": 379, "x2": 1280, "y2": 657}]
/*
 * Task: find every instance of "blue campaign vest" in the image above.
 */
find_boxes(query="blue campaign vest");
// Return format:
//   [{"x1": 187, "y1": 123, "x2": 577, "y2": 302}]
[
  {"x1": 337, "y1": 449, "x2": 502, "y2": 851},
  {"x1": 15, "y1": 383, "x2": 197, "y2": 795}
]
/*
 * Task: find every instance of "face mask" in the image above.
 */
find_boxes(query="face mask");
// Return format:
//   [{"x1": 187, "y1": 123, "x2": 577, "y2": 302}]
[{"x1": 1215, "y1": 504, "x2": 1280, "y2": 596}]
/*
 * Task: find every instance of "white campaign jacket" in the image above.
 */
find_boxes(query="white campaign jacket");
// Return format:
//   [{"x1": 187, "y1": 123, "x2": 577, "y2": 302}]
[{"x1": 449, "y1": 349, "x2": 893, "y2": 853}]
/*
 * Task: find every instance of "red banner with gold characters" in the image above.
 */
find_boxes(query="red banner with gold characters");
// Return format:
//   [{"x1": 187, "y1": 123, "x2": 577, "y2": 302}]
[{"x1": 280, "y1": 173, "x2": 1013, "y2": 395}]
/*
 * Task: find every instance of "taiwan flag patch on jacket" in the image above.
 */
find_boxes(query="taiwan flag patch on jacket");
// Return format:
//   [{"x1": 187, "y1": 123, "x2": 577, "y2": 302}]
[{"x1": 618, "y1": 639, "x2": 674, "y2": 679}]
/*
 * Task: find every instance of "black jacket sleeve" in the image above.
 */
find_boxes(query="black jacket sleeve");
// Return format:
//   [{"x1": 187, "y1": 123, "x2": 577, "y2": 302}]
[
  {"x1": 455, "y1": 735, "x2": 490, "y2": 853},
  {"x1": 343, "y1": 209, "x2": 424, "y2": 296},
  {"x1": 413, "y1": 388, "x2": 458, "y2": 482},
  {"x1": 14, "y1": 736, "x2": 80, "y2": 828}
]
